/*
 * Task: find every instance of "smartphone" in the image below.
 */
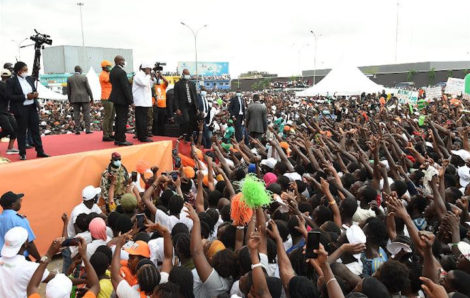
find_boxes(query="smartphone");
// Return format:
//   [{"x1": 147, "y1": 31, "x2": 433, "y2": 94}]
[
  {"x1": 61, "y1": 238, "x2": 80, "y2": 247},
  {"x1": 136, "y1": 213, "x2": 145, "y2": 229},
  {"x1": 305, "y1": 231, "x2": 321, "y2": 258},
  {"x1": 131, "y1": 171, "x2": 138, "y2": 182},
  {"x1": 170, "y1": 171, "x2": 179, "y2": 181}
]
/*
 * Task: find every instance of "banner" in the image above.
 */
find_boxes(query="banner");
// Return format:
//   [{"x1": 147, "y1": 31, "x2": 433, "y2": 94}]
[
  {"x1": 0, "y1": 141, "x2": 173, "y2": 254},
  {"x1": 177, "y1": 61, "x2": 229, "y2": 76},
  {"x1": 445, "y1": 78, "x2": 465, "y2": 96},
  {"x1": 424, "y1": 86, "x2": 442, "y2": 100},
  {"x1": 396, "y1": 89, "x2": 418, "y2": 105},
  {"x1": 465, "y1": 74, "x2": 470, "y2": 95}
]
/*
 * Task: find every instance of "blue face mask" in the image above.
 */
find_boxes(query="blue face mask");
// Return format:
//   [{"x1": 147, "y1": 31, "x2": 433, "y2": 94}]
[
  {"x1": 112, "y1": 160, "x2": 121, "y2": 168},
  {"x1": 201, "y1": 91, "x2": 207, "y2": 96}
]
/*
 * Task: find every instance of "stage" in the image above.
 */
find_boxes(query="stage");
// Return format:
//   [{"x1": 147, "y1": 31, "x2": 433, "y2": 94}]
[
  {"x1": 0, "y1": 132, "x2": 176, "y2": 162},
  {"x1": 0, "y1": 132, "x2": 175, "y2": 254}
]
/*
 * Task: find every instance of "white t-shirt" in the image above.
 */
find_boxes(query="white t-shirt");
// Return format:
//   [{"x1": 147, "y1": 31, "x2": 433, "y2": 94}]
[
  {"x1": 87, "y1": 237, "x2": 111, "y2": 260},
  {"x1": 67, "y1": 202, "x2": 102, "y2": 237},
  {"x1": 192, "y1": 268, "x2": 233, "y2": 298},
  {"x1": 155, "y1": 207, "x2": 193, "y2": 232},
  {"x1": 116, "y1": 280, "x2": 149, "y2": 298},
  {"x1": 0, "y1": 255, "x2": 50, "y2": 298}
]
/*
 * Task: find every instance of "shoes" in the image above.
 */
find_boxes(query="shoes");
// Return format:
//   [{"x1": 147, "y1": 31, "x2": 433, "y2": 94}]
[
  {"x1": 37, "y1": 153, "x2": 50, "y2": 158},
  {"x1": 25, "y1": 145, "x2": 33, "y2": 149},
  {"x1": 102, "y1": 137, "x2": 114, "y2": 142},
  {"x1": 20, "y1": 155, "x2": 26, "y2": 160},
  {"x1": 75, "y1": 131, "x2": 80, "y2": 135},
  {"x1": 86, "y1": 131, "x2": 93, "y2": 134},
  {"x1": 139, "y1": 138, "x2": 153, "y2": 143},
  {"x1": 115, "y1": 141, "x2": 133, "y2": 146},
  {"x1": 6, "y1": 148, "x2": 19, "y2": 155}
]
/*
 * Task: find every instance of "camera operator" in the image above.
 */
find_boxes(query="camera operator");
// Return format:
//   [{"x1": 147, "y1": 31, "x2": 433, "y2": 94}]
[
  {"x1": 152, "y1": 70, "x2": 169, "y2": 136},
  {"x1": 5, "y1": 62, "x2": 49, "y2": 160}
]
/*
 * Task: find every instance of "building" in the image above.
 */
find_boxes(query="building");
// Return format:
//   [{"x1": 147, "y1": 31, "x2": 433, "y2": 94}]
[
  {"x1": 302, "y1": 61, "x2": 470, "y2": 88},
  {"x1": 43, "y1": 45, "x2": 134, "y2": 74}
]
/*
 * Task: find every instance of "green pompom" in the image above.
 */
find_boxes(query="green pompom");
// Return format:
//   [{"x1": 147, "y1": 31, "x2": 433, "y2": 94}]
[{"x1": 240, "y1": 174, "x2": 271, "y2": 208}]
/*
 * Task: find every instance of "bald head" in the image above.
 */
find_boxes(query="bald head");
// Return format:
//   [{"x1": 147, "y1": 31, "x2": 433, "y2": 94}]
[
  {"x1": 114, "y1": 55, "x2": 125, "y2": 67},
  {"x1": 183, "y1": 69, "x2": 190, "y2": 75}
]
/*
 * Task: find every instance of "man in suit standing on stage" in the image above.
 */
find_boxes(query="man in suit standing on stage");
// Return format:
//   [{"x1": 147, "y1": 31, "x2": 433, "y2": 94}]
[
  {"x1": 5, "y1": 61, "x2": 49, "y2": 160},
  {"x1": 228, "y1": 89, "x2": 245, "y2": 142},
  {"x1": 173, "y1": 69, "x2": 198, "y2": 141},
  {"x1": 67, "y1": 65, "x2": 94, "y2": 135},
  {"x1": 245, "y1": 94, "x2": 267, "y2": 139},
  {"x1": 109, "y1": 55, "x2": 133, "y2": 146}
]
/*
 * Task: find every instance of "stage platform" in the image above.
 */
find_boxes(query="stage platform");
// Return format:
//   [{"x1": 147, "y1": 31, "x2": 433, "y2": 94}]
[
  {"x1": 0, "y1": 132, "x2": 176, "y2": 162},
  {"x1": 0, "y1": 135, "x2": 174, "y2": 254}
]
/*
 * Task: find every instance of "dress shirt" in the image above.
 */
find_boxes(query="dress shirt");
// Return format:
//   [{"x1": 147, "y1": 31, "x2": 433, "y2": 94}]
[{"x1": 18, "y1": 76, "x2": 33, "y2": 106}]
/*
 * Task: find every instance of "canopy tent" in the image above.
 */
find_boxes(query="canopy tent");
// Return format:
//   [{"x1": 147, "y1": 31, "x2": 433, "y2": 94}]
[
  {"x1": 37, "y1": 83, "x2": 67, "y2": 101},
  {"x1": 86, "y1": 67, "x2": 102, "y2": 102},
  {"x1": 296, "y1": 65, "x2": 383, "y2": 97}
]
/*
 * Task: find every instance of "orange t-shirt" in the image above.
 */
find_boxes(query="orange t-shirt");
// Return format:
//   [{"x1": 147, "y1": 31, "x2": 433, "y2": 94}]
[
  {"x1": 155, "y1": 82, "x2": 168, "y2": 108},
  {"x1": 120, "y1": 260, "x2": 138, "y2": 287},
  {"x1": 29, "y1": 291, "x2": 96, "y2": 298},
  {"x1": 99, "y1": 71, "x2": 112, "y2": 100}
]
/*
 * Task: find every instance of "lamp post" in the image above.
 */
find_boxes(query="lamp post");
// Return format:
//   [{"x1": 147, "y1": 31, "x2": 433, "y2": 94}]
[
  {"x1": 77, "y1": 2, "x2": 85, "y2": 47},
  {"x1": 309, "y1": 30, "x2": 320, "y2": 85},
  {"x1": 395, "y1": 0, "x2": 400, "y2": 63},
  {"x1": 11, "y1": 37, "x2": 29, "y2": 60},
  {"x1": 180, "y1": 22, "x2": 208, "y2": 89}
]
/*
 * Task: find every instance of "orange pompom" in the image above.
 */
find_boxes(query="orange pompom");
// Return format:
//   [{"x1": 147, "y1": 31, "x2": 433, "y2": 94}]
[{"x1": 231, "y1": 193, "x2": 253, "y2": 226}]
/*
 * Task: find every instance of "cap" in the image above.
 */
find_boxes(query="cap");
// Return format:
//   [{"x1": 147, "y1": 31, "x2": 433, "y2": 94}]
[
  {"x1": 280, "y1": 141, "x2": 289, "y2": 150},
  {"x1": 248, "y1": 163, "x2": 256, "y2": 173},
  {"x1": 46, "y1": 273, "x2": 73, "y2": 298},
  {"x1": 0, "y1": 69, "x2": 11, "y2": 77},
  {"x1": 120, "y1": 193, "x2": 137, "y2": 212},
  {"x1": 111, "y1": 152, "x2": 121, "y2": 159},
  {"x1": 141, "y1": 62, "x2": 153, "y2": 69},
  {"x1": 100, "y1": 60, "x2": 112, "y2": 68},
  {"x1": 458, "y1": 241, "x2": 470, "y2": 261},
  {"x1": 452, "y1": 149, "x2": 470, "y2": 162},
  {"x1": 183, "y1": 166, "x2": 195, "y2": 179},
  {"x1": 124, "y1": 240, "x2": 150, "y2": 258},
  {"x1": 207, "y1": 240, "x2": 225, "y2": 259},
  {"x1": 260, "y1": 158, "x2": 277, "y2": 169},
  {"x1": 0, "y1": 191, "x2": 24, "y2": 207},
  {"x1": 1, "y1": 226, "x2": 28, "y2": 257},
  {"x1": 82, "y1": 185, "x2": 101, "y2": 201}
]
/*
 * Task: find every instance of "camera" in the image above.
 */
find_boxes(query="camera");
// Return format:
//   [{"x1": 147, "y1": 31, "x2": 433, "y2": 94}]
[
  {"x1": 153, "y1": 62, "x2": 166, "y2": 72},
  {"x1": 30, "y1": 29, "x2": 52, "y2": 46}
]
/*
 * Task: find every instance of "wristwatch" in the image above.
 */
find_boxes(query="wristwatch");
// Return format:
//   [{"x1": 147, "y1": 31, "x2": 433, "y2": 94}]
[{"x1": 40, "y1": 256, "x2": 50, "y2": 263}]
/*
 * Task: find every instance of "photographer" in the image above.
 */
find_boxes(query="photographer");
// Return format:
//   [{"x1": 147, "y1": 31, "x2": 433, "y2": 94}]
[{"x1": 152, "y1": 69, "x2": 169, "y2": 136}]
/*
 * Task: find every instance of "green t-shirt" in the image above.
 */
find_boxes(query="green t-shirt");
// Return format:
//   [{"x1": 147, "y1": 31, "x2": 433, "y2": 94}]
[{"x1": 224, "y1": 126, "x2": 235, "y2": 141}]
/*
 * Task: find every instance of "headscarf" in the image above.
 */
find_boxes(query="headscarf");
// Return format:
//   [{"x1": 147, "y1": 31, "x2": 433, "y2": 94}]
[
  {"x1": 208, "y1": 240, "x2": 225, "y2": 259},
  {"x1": 263, "y1": 172, "x2": 277, "y2": 187},
  {"x1": 89, "y1": 217, "x2": 107, "y2": 241}
]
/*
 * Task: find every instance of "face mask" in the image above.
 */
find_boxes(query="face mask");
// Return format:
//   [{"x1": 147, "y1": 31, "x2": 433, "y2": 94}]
[
  {"x1": 19, "y1": 72, "x2": 28, "y2": 78},
  {"x1": 236, "y1": 93, "x2": 242, "y2": 97},
  {"x1": 112, "y1": 160, "x2": 121, "y2": 168},
  {"x1": 122, "y1": 61, "x2": 127, "y2": 67},
  {"x1": 106, "y1": 66, "x2": 112, "y2": 72},
  {"x1": 201, "y1": 91, "x2": 207, "y2": 96},
  {"x1": 183, "y1": 74, "x2": 191, "y2": 80}
]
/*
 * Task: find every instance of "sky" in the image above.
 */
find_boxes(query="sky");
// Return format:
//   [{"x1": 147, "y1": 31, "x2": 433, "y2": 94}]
[{"x1": 1, "y1": 0, "x2": 470, "y2": 77}]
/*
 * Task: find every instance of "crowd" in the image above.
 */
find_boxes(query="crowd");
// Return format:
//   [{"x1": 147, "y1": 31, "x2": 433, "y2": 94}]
[
  {"x1": 270, "y1": 80, "x2": 310, "y2": 89},
  {"x1": 5, "y1": 53, "x2": 470, "y2": 297}
]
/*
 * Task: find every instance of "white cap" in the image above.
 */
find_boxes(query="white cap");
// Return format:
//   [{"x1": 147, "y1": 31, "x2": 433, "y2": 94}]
[
  {"x1": 452, "y1": 149, "x2": 470, "y2": 162},
  {"x1": 141, "y1": 62, "x2": 153, "y2": 69},
  {"x1": 1, "y1": 226, "x2": 28, "y2": 257},
  {"x1": 260, "y1": 158, "x2": 277, "y2": 169},
  {"x1": 82, "y1": 185, "x2": 101, "y2": 201},
  {"x1": 458, "y1": 241, "x2": 470, "y2": 261},
  {"x1": 458, "y1": 165, "x2": 470, "y2": 188},
  {"x1": 46, "y1": 273, "x2": 73, "y2": 298},
  {"x1": 0, "y1": 69, "x2": 11, "y2": 77}
]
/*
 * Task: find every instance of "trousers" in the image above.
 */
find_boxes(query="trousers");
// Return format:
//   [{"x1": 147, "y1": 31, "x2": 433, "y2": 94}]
[
  {"x1": 101, "y1": 100, "x2": 115, "y2": 138},
  {"x1": 114, "y1": 104, "x2": 129, "y2": 143},
  {"x1": 14, "y1": 105, "x2": 44, "y2": 155},
  {"x1": 72, "y1": 102, "x2": 91, "y2": 132}
]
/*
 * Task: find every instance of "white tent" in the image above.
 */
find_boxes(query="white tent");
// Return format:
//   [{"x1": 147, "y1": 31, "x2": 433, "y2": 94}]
[
  {"x1": 37, "y1": 83, "x2": 67, "y2": 101},
  {"x1": 296, "y1": 65, "x2": 383, "y2": 97},
  {"x1": 86, "y1": 67, "x2": 102, "y2": 102}
]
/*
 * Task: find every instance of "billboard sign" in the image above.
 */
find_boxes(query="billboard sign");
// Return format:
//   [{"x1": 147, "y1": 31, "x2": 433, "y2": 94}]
[{"x1": 177, "y1": 61, "x2": 229, "y2": 76}]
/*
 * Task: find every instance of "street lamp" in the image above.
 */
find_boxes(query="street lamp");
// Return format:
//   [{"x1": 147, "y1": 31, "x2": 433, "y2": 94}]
[
  {"x1": 180, "y1": 22, "x2": 208, "y2": 90},
  {"x1": 11, "y1": 38, "x2": 29, "y2": 60},
  {"x1": 77, "y1": 2, "x2": 85, "y2": 47},
  {"x1": 309, "y1": 30, "x2": 321, "y2": 85}
]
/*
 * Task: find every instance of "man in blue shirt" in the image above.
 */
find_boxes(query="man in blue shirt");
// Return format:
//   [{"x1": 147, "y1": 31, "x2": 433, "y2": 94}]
[{"x1": 0, "y1": 191, "x2": 40, "y2": 260}]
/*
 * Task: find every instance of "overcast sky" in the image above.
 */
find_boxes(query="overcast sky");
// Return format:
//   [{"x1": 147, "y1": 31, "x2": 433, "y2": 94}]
[{"x1": 1, "y1": 0, "x2": 470, "y2": 77}]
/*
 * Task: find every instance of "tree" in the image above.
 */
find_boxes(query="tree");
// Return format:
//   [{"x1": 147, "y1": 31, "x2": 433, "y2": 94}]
[
  {"x1": 428, "y1": 68, "x2": 436, "y2": 85},
  {"x1": 407, "y1": 69, "x2": 417, "y2": 82}
]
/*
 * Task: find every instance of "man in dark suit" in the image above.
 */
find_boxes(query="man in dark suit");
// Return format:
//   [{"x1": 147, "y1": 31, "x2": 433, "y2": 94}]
[
  {"x1": 228, "y1": 89, "x2": 245, "y2": 142},
  {"x1": 5, "y1": 61, "x2": 49, "y2": 160},
  {"x1": 173, "y1": 69, "x2": 198, "y2": 140},
  {"x1": 245, "y1": 94, "x2": 267, "y2": 139},
  {"x1": 67, "y1": 65, "x2": 93, "y2": 135},
  {"x1": 109, "y1": 55, "x2": 133, "y2": 146},
  {"x1": 196, "y1": 87, "x2": 211, "y2": 148}
]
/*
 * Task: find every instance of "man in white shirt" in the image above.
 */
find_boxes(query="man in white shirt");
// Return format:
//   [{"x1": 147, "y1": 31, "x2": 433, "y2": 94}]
[
  {"x1": 0, "y1": 227, "x2": 54, "y2": 298},
  {"x1": 132, "y1": 62, "x2": 154, "y2": 143}
]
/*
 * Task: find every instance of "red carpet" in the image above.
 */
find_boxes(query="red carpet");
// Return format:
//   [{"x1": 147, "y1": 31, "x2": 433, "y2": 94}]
[{"x1": 0, "y1": 132, "x2": 176, "y2": 162}]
